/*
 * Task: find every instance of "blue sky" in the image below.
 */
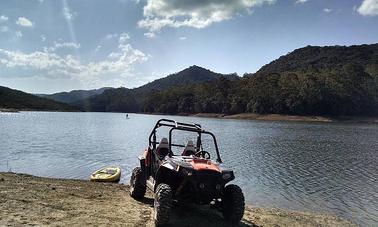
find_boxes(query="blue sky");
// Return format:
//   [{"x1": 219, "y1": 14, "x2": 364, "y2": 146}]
[{"x1": 0, "y1": 0, "x2": 377, "y2": 93}]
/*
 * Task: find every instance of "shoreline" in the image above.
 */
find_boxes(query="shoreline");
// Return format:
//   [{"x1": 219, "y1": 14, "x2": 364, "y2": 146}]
[
  {"x1": 192, "y1": 113, "x2": 378, "y2": 123},
  {"x1": 0, "y1": 108, "x2": 20, "y2": 113},
  {"x1": 0, "y1": 172, "x2": 356, "y2": 226},
  {"x1": 2, "y1": 108, "x2": 377, "y2": 123},
  {"x1": 0, "y1": 108, "x2": 80, "y2": 113}
]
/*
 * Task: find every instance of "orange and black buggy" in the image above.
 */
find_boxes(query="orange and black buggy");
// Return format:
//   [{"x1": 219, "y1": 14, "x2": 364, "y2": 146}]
[{"x1": 130, "y1": 119, "x2": 245, "y2": 226}]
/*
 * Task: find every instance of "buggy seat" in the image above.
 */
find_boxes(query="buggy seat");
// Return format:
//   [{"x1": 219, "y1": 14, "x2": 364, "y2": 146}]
[
  {"x1": 156, "y1": 138, "x2": 169, "y2": 159},
  {"x1": 181, "y1": 140, "x2": 196, "y2": 156}
]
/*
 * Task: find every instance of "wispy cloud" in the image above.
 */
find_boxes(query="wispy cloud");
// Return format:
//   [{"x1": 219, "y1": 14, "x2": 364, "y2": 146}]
[
  {"x1": 105, "y1": 33, "x2": 118, "y2": 39},
  {"x1": 63, "y1": 5, "x2": 77, "y2": 20},
  {"x1": 46, "y1": 41, "x2": 81, "y2": 52},
  {"x1": 144, "y1": 32, "x2": 156, "y2": 38},
  {"x1": 0, "y1": 15, "x2": 9, "y2": 22},
  {"x1": 295, "y1": 0, "x2": 308, "y2": 4},
  {"x1": 16, "y1": 17, "x2": 33, "y2": 27},
  {"x1": 0, "y1": 26, "x2": 9, "y2": 32},
  {"x1": 15, "y1": 30, "x2": 22, "y2": 39},
  {"x1": 179, "y1": 36, "x2": 187, "y2": 40},
  {"x1": 40, "y1": 35, "x2": 46, "y2": 42},
  {"x1": 323, "y1": 8, "x2": 332, "y2": 13},
  {"x1": 94, "y1": 45, "x2": 102, "y2": 52}
]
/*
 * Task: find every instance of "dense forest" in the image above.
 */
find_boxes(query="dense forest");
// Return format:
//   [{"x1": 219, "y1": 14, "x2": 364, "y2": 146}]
[
  {"x1": 0, "y1": 86, "x2": 76, "y2": 111},
  {"x1": 72, "y1": 44, "x2": 378, "y2": 116},
  {"x1": 3, "y1": 44, "x2": 378, "y2": 116}
]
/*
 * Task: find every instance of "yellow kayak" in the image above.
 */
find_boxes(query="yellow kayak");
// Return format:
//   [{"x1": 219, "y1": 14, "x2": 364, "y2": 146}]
[{"x1": 90, "y1": 166, "x2": 121, "y2": 182}]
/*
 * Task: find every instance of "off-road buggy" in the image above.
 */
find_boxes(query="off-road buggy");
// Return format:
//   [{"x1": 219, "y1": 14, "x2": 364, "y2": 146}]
[{"x1": 130, "y1": 119, "x2": 245, "y2": 226}]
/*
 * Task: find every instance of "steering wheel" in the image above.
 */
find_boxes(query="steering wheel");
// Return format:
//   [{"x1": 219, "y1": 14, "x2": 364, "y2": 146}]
[{"x1": 195, "y1": 150, "x2": 211, "y2": 159}]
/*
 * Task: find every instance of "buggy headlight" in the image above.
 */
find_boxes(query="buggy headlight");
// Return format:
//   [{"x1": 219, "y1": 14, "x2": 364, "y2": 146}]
[{"x1": 222, "y1": 172, "x2": 232, "y2": 180}]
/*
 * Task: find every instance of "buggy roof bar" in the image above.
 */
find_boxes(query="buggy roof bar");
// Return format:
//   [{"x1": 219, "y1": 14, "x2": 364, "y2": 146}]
[
  {"x1": 154, "y1": 119, "x2": 202, "y2": 131},
  {"x1": 148, "y1": 119, "x2": 222, "y2": 163}
]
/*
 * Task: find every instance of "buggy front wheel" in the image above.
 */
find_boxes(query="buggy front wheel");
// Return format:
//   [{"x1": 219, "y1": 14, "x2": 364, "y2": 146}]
[
  {"x1": 221, "y1": 184, "x2": 245, "y2": 225},
  {"x1": 154, "y1": 183, "x2": 172, "y2": 226}
]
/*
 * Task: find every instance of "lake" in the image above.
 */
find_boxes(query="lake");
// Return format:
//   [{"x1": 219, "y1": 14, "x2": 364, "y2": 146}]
[{"x1": 0, "y1": 112, "x2": 377, "y2": 226}]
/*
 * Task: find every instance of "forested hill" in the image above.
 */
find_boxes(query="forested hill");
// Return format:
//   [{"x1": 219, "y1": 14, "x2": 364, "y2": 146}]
[
  {"x1": 242, "y1": 44, "x2": 378, "y2": 116},
  {"x1": 139, "y1": 44, "x2": 378, "y2": 116},
  {"x1": 256, "y1": 44, "x2": 378, "y2": 75},
  {"x1": 0, "y1": 86, "x2": 77, "y2": 111},
  {"x1": 72, "y1": 66, "x2": 240, "y2": 112},
  {"x1": 73, "y1": 88, "x2": 138, "y2": 112},
  {"x1": 134, "y1": 65, "x2": 239, "y2": 93}
]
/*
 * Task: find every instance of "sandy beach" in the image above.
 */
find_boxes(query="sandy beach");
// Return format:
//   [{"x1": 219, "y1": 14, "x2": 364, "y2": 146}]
[{"x1": 0, "y1": 172, "x2": 356, "y2": 226}]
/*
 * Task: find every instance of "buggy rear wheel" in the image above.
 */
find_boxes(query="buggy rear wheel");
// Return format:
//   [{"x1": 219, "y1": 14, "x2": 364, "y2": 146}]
[
  {"x1": 129, "y1": 167, "x2": 146, "y2": 199},
  {"x1": 154, "y1": 183, "x2": 172, "y2": 226},
  {"x1": 221, "y1": 184, "x2": 245, "y2": 225}
]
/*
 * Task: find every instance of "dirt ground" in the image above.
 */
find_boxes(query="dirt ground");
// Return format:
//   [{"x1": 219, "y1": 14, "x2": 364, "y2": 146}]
[{"x1": 0, "y1": 172, "x2": 356, "y2": 227}]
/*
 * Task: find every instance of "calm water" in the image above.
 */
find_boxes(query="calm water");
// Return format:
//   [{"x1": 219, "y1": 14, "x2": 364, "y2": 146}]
[{"x1": 0, "y1": 112, "x2": 377, "y2": 226}]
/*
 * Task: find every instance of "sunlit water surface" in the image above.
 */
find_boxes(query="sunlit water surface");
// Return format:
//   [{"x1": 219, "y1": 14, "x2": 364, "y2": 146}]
[{"x1": 0, "y1": 112, "x2": 377, "y2": 226}]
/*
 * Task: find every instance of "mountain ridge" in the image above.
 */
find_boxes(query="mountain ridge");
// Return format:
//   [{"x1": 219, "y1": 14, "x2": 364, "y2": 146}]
[
  {"x1": 0, "y1": 86, "x2": 77, "y2": 111},
  {"x1": 37, "y1": 87, "x2": 112, "y2": 104},
  {"x1": 38, "y1": 65, "x2": 239, "y2": 104}
]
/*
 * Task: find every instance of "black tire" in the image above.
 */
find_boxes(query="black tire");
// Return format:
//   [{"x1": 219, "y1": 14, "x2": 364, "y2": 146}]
[
  {"x1": 222, "y1": 184, "x2": 245, "y2": 225},
  {"x1": 129, "y1": 167, "x2": 146, "y2": 199},
  {"x1": 154, "y1": 183, "x2": 172, "y2": 226}
]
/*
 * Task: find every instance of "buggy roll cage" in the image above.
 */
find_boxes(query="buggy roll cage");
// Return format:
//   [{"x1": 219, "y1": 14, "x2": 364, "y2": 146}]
[{"x1": 148, "y1": 119, "x2": 222, "y2": 163}]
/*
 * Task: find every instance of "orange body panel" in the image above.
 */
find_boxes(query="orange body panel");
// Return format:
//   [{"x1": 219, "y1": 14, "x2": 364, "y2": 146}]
[{"x1": 190, "y1": 159, "x2": 221, "y2": 172}]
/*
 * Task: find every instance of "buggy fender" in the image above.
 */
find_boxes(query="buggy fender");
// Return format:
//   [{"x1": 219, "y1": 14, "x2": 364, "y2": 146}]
[{"x1": 154, "y1": 163, "x2": 178, "y2": 191}]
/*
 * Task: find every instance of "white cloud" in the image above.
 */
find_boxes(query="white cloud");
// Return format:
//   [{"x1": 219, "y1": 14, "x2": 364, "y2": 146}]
[
  {"x1": 63, "y1": 6, "x2": 77, "y2": 20},
  {"x1": 0, "y1": 15, "x2": 9, "y2": 22},
  {"x1": 0, "y1": 33, "x2": 149, "y2": 87},
  {"x1": 357, "y1": 0, "x2": 378, "y2": 16},
  {"x1": 144, "y1": 32, "x2": 156, "y2": 38},
  {"x1": 138, "y1": 0, "x2": 276, "y2": 33},
  {"x1": 118, "y1": 33, "x2": 130, "y2": 46},
  {"x1": 16, "y1": 17, "x2": 33, "y2": 27},
  {"x1": 295, "y1": 0, "x2": 308, "y2": 4},
  {"x1": 179, "y1": 36, "x2": 187, "y2": 40},
  {"x1": 0, "y1": 26, "x2": 9, "y2": 32},
  {"x1": 15, "y1": 31, "x2": 22, "y2": 38},
  {"x1": 323, "y1": 8, "x2": 332, "y2": 13},
  {"x1": 105, "y1": 33, "x2": 118, "y2": 39}
]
